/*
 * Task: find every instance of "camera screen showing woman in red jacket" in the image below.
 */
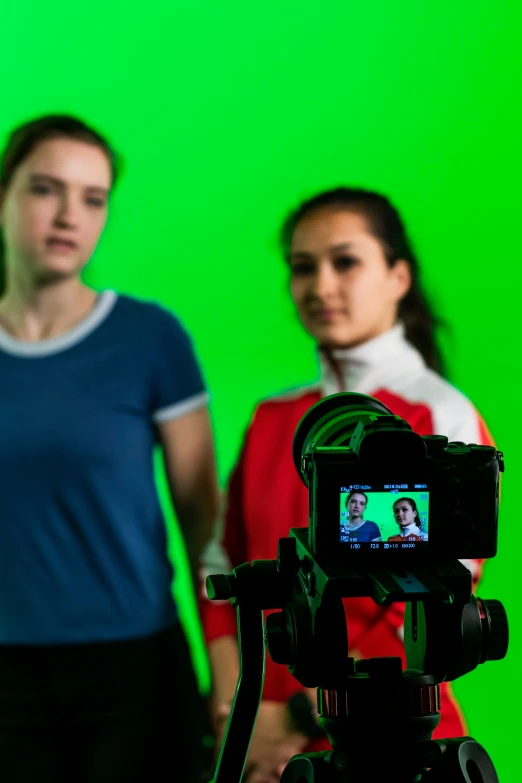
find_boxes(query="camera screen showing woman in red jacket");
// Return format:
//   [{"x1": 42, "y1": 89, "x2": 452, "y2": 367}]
[{"x1": 387, "y1": 497, "x2": 429, "y2": 542}]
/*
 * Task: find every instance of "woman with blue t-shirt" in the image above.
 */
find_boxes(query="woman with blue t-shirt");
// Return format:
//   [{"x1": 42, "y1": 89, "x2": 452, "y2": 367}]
[
  {"x1": 340, "y1": 490, "x2": 381, "y2": 542},
  {"x1": 0, "y1": 114, "x2": 220, "y2": 782}
]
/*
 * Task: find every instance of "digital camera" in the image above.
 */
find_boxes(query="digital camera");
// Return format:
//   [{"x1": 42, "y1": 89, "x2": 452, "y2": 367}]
[{"x1": 292, "y1": 392, "x2": 503, "y2": 566}]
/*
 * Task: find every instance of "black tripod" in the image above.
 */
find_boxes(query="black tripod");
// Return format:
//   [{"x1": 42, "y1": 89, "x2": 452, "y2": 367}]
[{"x1": 207, "y1": 532, "x2": 508, "y2": 783}]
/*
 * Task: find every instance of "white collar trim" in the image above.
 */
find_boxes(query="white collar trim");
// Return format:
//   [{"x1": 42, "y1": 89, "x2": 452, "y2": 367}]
[
  {"x1": 0, "y1": 290, "x2": 117, "y2": 357},
  {"x1": 318, "y1": 321, "x2": 426, "y2": 396}
]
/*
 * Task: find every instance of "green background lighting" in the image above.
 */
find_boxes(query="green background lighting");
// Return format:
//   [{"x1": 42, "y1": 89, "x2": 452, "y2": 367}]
[{"x1": 1, "y1": 1, "x2": 519, "y2": 777}]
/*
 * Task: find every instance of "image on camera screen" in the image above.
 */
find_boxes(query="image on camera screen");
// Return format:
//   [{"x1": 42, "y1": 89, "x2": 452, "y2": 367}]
[{"x1": 339, "y1": 484, "x2": 429, "y2": 551}]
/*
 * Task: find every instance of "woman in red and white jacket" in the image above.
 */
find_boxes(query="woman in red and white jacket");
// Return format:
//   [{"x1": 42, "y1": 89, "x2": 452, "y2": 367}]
[{"x1": 201, "y1": 187, "x2": 494, "y2": 783}]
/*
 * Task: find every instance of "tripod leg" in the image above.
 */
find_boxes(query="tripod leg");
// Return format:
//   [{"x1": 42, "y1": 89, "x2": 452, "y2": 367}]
[{"x1": 423, "y1": 739, "x2": 499, "y2": 783}]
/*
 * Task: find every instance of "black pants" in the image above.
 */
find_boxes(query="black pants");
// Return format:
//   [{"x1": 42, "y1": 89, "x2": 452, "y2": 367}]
[{"x1": 0, "y1": 624, "x2": 205, "y2": 782}]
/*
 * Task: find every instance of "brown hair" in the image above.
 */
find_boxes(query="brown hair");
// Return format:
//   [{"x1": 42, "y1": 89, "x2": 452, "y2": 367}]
[{"x1": 0, "y1": 114, "x2": 120, "y2": 295}]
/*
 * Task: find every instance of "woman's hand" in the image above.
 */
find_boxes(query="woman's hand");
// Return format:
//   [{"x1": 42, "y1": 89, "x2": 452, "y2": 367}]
[
  {"x1": 213, "y1": 653, "x2": 364, "y2": 777},
  {"x1": 243, "y1": 760, "x2": 290, "y2": 783},
  {"x1": 215, "y1": 699, "x2": 308, "y2": 779}
]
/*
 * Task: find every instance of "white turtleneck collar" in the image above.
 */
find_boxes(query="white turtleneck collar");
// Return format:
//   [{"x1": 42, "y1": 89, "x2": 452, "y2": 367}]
[
  {"x1": 318, "y1": 322, "x2": 426, "y2": 397},
  {"x1": 397, "y1": 523, "x2": 418, "y2": 536}
]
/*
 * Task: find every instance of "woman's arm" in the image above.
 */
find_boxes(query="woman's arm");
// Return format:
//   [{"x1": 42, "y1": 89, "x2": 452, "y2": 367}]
[
  {"x1": 370, "y1": 522, "x2": 382, "y2": 542},
  {"x1": 158, "y1": 405, "x2": 220, "y2": 587},
  {"x1": 199, "y1": 423, "x2": 257, "y2": 741},
  {"x1": 208, "y1": 636, "x2": 240, "y2": 717}
]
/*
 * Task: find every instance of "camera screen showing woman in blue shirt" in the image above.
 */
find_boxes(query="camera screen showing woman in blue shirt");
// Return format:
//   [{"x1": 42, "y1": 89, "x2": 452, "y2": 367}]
[{"x1": 340, "y1": 490, "x2": 382, "y2": 542}]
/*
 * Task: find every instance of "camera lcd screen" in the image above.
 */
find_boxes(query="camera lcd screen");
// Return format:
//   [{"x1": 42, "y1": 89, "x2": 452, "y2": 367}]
[{"x1": 340, "y1": 483, "x2": 429, "y2": 551}]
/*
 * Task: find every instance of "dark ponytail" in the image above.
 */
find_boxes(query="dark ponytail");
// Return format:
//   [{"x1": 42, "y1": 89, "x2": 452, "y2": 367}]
[
  {"x1": 0, "y1": 114, "x2": 120, "y2": 298},
  {"x1": 280, "y1": 187, "x2": 446, "y2": 374}
]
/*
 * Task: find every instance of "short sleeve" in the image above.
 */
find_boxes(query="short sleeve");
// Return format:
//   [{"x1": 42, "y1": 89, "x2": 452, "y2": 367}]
[
  {"x1": 149, "y1": 307, "x2": 209, "y2": 423},
  {"x1": 371, "y1": 522, "x2": 381, "y2": 539}
]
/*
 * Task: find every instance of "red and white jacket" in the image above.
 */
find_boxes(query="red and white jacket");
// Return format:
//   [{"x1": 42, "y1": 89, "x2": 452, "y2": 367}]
[{"x1": 201, "y1": 323, "x2": 494, "y2": 746}]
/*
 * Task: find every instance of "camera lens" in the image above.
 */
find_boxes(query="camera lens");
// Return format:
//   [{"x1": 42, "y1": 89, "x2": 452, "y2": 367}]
[{"x1": 292, "y1": 392, "x2": 393, "y2": 487}]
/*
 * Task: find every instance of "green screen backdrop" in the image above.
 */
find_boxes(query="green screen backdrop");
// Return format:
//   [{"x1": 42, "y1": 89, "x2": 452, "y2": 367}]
[{"x1": 2, "y1": 1, "x2": 520, "y2": 778}]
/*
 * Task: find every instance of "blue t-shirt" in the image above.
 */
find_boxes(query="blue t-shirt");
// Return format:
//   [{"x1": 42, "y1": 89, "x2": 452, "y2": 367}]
[
  {"x1": 0, "y1": 291, "x2": 209, "y2": 644},
  {"x1": 340, "y1": 520, "x2": 381, "y2": 542}
]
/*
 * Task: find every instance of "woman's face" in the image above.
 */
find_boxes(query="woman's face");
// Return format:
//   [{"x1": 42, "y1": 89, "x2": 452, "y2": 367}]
[
  {"x1": 348, "y1": 493, "x2": 366, "y2": 520},
  {"x1": 289, "y1": 208, "x2": 411, "y2": 348},
  {"x1": 0, "y1": 137, "x2": 111, "y2": 287},
  {"x1": 393, "y1": 501, "x2": 417, "y2": 528}
]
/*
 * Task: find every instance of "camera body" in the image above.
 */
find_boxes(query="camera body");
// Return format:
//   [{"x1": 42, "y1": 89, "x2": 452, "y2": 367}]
[{"x1": 303, "y1": 414, "x2": 502, "y2": 567}]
